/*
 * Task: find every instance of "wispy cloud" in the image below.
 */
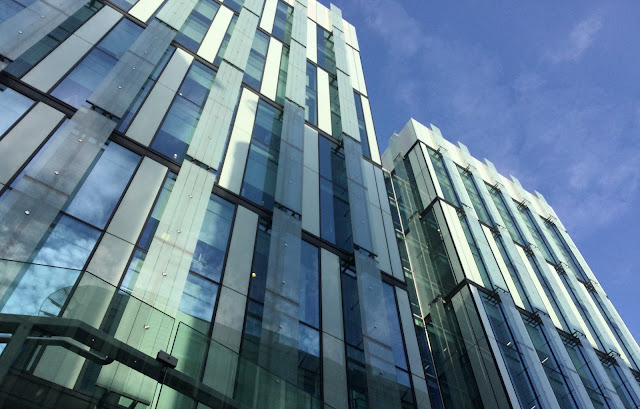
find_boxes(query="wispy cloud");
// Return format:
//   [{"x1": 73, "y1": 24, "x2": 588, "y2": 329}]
[{"x1": 548, "y1": 14, "x2": 603, "y2": 63}]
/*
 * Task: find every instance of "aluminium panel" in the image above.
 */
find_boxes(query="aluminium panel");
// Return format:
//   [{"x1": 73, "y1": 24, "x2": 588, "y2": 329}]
[
  {"x1": 260, "y1": 37, "x2": 282, "y2": 101},
  {"x1": 259, "y1": 0, "x2": 277, "y2": 33},
  {"x1": 306, "y1": 18, "x2": 317, "y2": 62},
  {"x1": 106, "y1": 157, "x2": 168, "y2": 244},
  {"x1": 316, "y1": 66, "x2": 332, "y2": 135},
  {"x1": 198, "y1": 6, "x2": 234, "y2": 63},
  {"x1": 0, "y1": 103, "x2": 64, "y2": 185},
  {"x1": 349, "y1": 23, "x2": 359, "y2": 51},
  {"x1": 306, "y1": 0, "x2": 316, "y2": 21},
  {"x1": 129, "y1": 0, "x2": 165, "y2": 23},
  {"x1": 314, "y1": 2, "x2": 329, "y2": 31},
  {"x1": 217, "y1": 88, "x2": 259, "y2": 193}
]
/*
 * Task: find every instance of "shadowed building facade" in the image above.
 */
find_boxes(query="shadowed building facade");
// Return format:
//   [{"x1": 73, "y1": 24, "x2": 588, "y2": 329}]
[{"x1": 0, "y1": 0, "x2": 639, "y2": 408}]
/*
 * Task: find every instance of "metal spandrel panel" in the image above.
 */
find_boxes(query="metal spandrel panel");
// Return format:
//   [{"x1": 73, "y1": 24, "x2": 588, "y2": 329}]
[
  {"x1": 306, "y1": 18, "x2": 317, "y2": 62},
  {"x1": 306, "y1": 0, "x2": 316, "y2": 21},
  {"x1": 0, "y1": 0, "x2": 86, "y2": 61},
  {"x1": 259, "y1": 0, "x2": 277, "y2": 32},
  {"x1": 258, "y1": 209, "x2": 302, "y2": 386},
  {"x1": 395, "y1": 288, "x2": 426, "y2": 379},
  {"x1": 198, "y1": 7, "x2": 233, "y2": 63},
  {"x1": 187, "y1": 62, "x2": 244, "y2": 169},
  {"x1": 336, "y1": 70, "x2": 359, "y2": 139},
  {"x1": 129, "y1": 0, "x2": 165, "y2": 23},
  {"x1": 316, "y1": 67, "x2": 332, "y2": 134},
  {"x1": 323, "y1": 332, "x2": 348, "y2": 409},
  {"x1": 320, "y1": 248, "x2": 342, "y2": 339},
  {"x1": 290, "y1": 1, "x2": 307, "y2": 46},
  {"x1": 350, "y1": 23, "x2": 359, "y2": 51},
  {"x1": 0, "y1": 108, "x2": 115, "y2": 269},
  {"x1": 260, "y1": 38, "x2": 282, "y2": 101},
  {"x1": 107, "y1": 157, "x2": 168, "y2": 244},
  {"x1": 223, "y1": 9, "x2": 259, "y2": 70},
  {"x1": 221, "y1": 206, "x2": 258, "y2": 295},
  {"x1": 353, "y1": 251, "x2": 401, "y2": 409},
  {"x1": 0, "y1": 103, "x2": 64, "y2": 185},
  {"x1": 89, "y1": 20, "x2": 175, "y2": 118},
  {"x1": 274, "y1": 103, "x2": 304, "y2": 214},
  {"x1": 86, "y1": 233, "x2": 135, "y2": 286},
  {"x1": 156, "y1": 0, "x2": 199, "y2": 30},
  {"x1": 316, "y1": 4, "x2": 331, "y2": 31},
  {"x1": 284, "y1": 41, "x2": 306, "y2": 107},
  {"x1": 217, "y1": 88, "x2": 259, "y2": 193}
]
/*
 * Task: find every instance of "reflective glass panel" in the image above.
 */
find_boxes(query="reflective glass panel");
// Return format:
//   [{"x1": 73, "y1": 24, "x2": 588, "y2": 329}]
[
  {"x1": 305, "y1": 62, "x2": 317, "y2": 125},
  {"x1": 213, "y1": 15, "x2": 237, "y2": 66},
  {"x1": 272, "y1": 1, "x2": 293, "y2": 45},
  {"x1": 243, "y1": 30, "x2": 270, "y2": 90},
  {"x1": 0, "y1": 86, "x2": 34, "y2": 139},
  {"x1": 175, "y1": 0, "x2": 220, "y2": 52},
  {"x1": 353, "y1": 91, "x2": 370, "y2": 158}
]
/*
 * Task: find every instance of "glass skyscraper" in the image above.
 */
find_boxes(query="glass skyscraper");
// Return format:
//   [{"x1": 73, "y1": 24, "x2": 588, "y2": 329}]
[{"x1": 0, "y1": 0, "x2": 638, "y2": 408}]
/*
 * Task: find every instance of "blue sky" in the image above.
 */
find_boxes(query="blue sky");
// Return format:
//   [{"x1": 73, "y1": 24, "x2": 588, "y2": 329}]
[{"x1": 330, "y1": 0, "x2": 640, "y2": 340}]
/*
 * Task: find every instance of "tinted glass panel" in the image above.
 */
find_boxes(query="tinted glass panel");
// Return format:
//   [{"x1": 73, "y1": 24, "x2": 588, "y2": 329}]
[
  {"x1": 243, "y1": 31, "x2": 269, "y2": 90},
  {"x1": 213, "y1": 15, "x2": 237, "y2": 66},
  {"x1": 305, "y1": 62, "x2": 317, "y2": 125},
  {"x1": 175, "y1": 0, "x2": 220, "y2": 52},
  {"x1": 353, "y1": 91, "x2": 370, "y2": 157},
  {"x1": 299, "y1": 241, "x2": 319, "y2": 328},
  {"x1": 0, "y1": 86, "x2": 34, "y2": 139},
  {"x1": 272, "y1": 1, "x2": 293, "y2": 45}
]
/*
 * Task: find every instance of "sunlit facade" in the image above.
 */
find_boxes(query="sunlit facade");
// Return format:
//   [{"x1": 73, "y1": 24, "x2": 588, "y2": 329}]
[{"x1": 1, "y1": 0, "x2": 639, "y2": 408}]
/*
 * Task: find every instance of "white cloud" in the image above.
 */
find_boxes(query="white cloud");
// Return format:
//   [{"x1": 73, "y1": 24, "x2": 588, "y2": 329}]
[{"x1": 548, "y1": 14, "x2": 603, "y2": 63}]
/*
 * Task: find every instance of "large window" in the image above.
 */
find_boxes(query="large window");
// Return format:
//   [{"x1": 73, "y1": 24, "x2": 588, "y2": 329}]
[
  {"x1": 150, "y1": 61, "x2": 216, "y2": 162},
  {"x1": 305, "y1": 62, "x2": 317, "y2": 125},
  {"x1": 5, "y1": 0, "x2": 103, "y2": 78},
  {"x1": 122, "y1": 184, "x2": 235, "y2": 333},
  {"x1": 271, "y1": 1, "x2": 293, "y2": 45},
  {"x1": 329, "y1": 76, "x2": 342, "y2": 138},
  {"x1": 51, "y1": 18, "x2": 143, "y2": 108},
  {"x1": 516, "y1": 202, "x2": 555, "y2": 262},
  {"x1": 175, "y1": 0, "x2": 221, "y2": 52},
  {"x1": 353, "y1": 92, "x2": 371, "y2": 158},
  {"x1": 241, "y1": 100, "x2": 283, "y2": 210},
  {"x1": 319, "y1": 136, "x2": 352, "y2": 252},
  {"x1": 0, "y1": 140, "x2": 140, "y2": 316},
  {"x1": 243, "y1": 30, "x2": 270, "y2": 90},
  {"x1": 275, "y1": 46, "x2": 289, "y2": 106},
  {"x1": 239, "y1": 223, "x2": 322, "y2": 400}
]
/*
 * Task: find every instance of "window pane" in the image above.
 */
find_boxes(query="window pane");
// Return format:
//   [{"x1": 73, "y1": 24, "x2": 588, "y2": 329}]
[
  {"x1": 64, "y1": 142, "x2": 140, "y2": 229},
  {"x1": 190, "y1": 194, "x2": 235, "y2": 282},
  {"x1": 272, "y1": 1, "x2": 293, "y2": 45},
  {"x1": 275, "y1": 46, "x2": 289, "y2": 106},
  {"x1": 178, "y1": 272, "x2": 219, "y2": 329},
  {"x1": 317, "y1": 26, "x2": 336, "y2": 74},
  {"x1": 213, "y1": 15, "x2": 237, "y2": 66},
  {"x1": 300, "y1": 241, "x2": 319, "y2": 328},
  {"x1": 243, "y1": 31, "x2": 270, "y2": 90},
  {"x1": 241, "y1": 101, "x2": 283, "y2": 210},
  {"x1": 0, "y1": 215, "x2": 100, "y2": 315},
  {"x1": 0, "y1": 86, "x2": 34, "y2": 139},
  {"x1": 319, "y1": 137, "x2": 352, "y2": 251},
  {"x1": 382, "y1": 283, "x2": 408, "y2": 370},
  {"x1": 138, "y1": 172, "x2": 177, "y2": 250},
  {"x1": 151, "y1": 62, "x2": 216, "y2": 162},
  {"x1": 426, "y1": 147, "x2": 459, "y2": 206},
  {"x1": 175, "y1": 0, "x2": 220, "y2": 52},
  {"x1": 353, "y1": 92, "x2": 370, "y2": 157},
  {"x1": 305, "y1": 62, "x2": 317, "y2": 125}
]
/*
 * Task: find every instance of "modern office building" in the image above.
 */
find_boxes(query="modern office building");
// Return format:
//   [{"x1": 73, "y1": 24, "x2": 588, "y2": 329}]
[{"x1": 0, "y1": 0, "x2": 639, "y2": 408}]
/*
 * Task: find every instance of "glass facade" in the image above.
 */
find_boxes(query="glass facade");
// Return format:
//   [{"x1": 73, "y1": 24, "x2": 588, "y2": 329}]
[{"x1": 0, "y1": 3, "x2": 638, "y2": 409}]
